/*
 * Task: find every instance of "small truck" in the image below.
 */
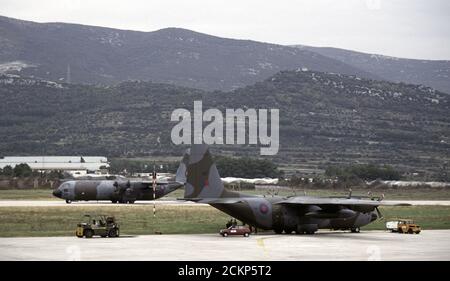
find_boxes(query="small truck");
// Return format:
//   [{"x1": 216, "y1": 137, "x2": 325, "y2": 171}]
[
  {"x1": 386, "y1": 219, "x2": 421, "y2": 234},
  {"x1": 76, "y1": 214, "x2": 120, "y2": 238}
]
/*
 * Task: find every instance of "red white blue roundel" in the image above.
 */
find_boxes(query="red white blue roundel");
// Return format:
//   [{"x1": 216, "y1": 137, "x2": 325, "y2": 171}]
[{"x1": 259, "y1": 203, "x2": 269, "y2": 214}]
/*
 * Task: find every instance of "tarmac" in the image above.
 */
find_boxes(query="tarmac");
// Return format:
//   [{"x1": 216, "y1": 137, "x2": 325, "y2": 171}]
[
  {"x1": 0, "y1": 200, "x2": 200, "y2": 207},
  {"x1": 0, "y1": 230, "x2": 449, "y2": 261},
  {"x1": 0, "y1": 200, "x2": 449, "y2": 207}
]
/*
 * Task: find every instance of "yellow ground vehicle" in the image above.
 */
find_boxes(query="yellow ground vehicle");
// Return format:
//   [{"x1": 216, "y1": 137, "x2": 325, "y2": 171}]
[
  {"x1": 386, "y1": 219, "x2": 421, "y2": 234},
  {"x1": 76, "y1": 214, "x2": 120, "y2": 238}
]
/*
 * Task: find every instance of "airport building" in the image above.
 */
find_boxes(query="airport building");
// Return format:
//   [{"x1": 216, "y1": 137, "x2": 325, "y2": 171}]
[{"x1": 0, "y1": 156, "x2": 109, "y2": 173}]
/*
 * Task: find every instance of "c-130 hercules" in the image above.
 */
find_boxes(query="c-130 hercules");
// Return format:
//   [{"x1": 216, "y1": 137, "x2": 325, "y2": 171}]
[
  {"x1": 53, "y1": 162, "x2": 186, "y2": 204},
  {"x1": 53, "y1": 178, "x2": 183, "y2": 204},
  {"x1": 178, "y1": 144, "x2": 410, "y2": 234}
]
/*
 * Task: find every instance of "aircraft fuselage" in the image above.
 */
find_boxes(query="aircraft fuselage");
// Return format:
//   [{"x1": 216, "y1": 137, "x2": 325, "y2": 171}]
[
  {"x1": 52, "y1": 180, "x2": 181, "y2": 203},
  {"x1": 211, "y1": 196, "x2": 377, "y2": 233}
]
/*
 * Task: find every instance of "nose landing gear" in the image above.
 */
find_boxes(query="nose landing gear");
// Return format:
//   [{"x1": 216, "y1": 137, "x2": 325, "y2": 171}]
[{"x1": 350, "y1": 227, "x2": 361, "y2": 233}]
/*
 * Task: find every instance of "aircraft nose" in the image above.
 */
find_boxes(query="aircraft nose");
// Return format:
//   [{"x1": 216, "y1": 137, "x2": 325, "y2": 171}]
[
  {"x1": 52, "y1": 189, "x2": 62, "y2": 198},
  {"x1": 371, "y1": 212, "x2": 378, "y2": 221}
]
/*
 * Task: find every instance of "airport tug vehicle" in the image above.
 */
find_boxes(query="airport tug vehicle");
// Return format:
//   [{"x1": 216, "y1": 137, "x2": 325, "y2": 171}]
[
  {"x1": 386, "y1": 219, "x2": 421, "y2": 234},
  {"x1": 76, "y1": 214, "x2": 120, "y2": 238}
]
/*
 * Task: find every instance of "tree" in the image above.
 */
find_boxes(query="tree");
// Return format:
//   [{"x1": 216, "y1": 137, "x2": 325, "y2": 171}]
[
  {"x1": 13, "y1": 163, "x2": 33, "y2": 177},
  {"x1": 215, "y1": 156, "x2": 283, "y2": 178},
  {"x1": 1, "y1": 165, "x2": 14, "y2": 177},
  {"x1": 325, "y1": 164, "x2": 401, "y2": 181}
]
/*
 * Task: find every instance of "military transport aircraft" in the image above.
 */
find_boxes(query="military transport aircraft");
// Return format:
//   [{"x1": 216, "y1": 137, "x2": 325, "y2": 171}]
[
  {"x1": 53, "y1": 152, "x2": 190, "y2": 204},
  {"x1": 52, "y1": 178, "x2": 183, "y2": 204},
  {"x1": 177, "y1": 144, "x2": 410, "y2": 234}
]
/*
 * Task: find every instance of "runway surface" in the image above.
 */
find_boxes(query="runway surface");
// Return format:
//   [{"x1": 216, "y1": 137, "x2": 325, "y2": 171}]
[
  {"x1": 1, "y1": 230, "x2": 449, "y2": 260},
  {"x1": 0, "y1": 200, "x2": 201, "y2": 207},
  {"x1": 0, "y1": 200, "x2": 449, "y2": 207}
]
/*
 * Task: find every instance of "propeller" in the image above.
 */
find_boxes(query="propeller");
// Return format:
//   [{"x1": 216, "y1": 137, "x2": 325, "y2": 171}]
[
  {"x1": 376, "y1": 194, "x2": 385, "y2": 219},
  {"x1": 112, "y1": 180, "x2": 134, "y2": 203},
  {"x1": 376, "y1": 207, "x2": 384, "y2": 220},
  {"x1": 114, "y1": 180, "x2": 131, "y2": 192}
]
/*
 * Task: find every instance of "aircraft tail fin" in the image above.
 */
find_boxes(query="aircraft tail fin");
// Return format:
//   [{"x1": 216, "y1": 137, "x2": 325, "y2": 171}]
[
  {"x1": 175, "y1": 149, "x2": 190, "y2": 184},
  {"x1": 183, "y1": 144, "x2": 232, "y2": 199}
]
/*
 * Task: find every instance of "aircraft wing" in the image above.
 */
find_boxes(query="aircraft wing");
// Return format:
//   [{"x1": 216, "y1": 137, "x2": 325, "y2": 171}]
[
  {"x1": 180, "y1": 197, "x2": 246, "y2": 204},
  {"x1": 275, "y1": 197, "x2": 411, "y2": 207},
  {"x1": 135, "y1": 181, "x2": 169, "y2": 185},
  {"x1": 130, "y1": 181, "x2": 183, "y2": 189}
]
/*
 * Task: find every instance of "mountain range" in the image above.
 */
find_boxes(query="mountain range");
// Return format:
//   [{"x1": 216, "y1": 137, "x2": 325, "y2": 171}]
[
  {"x1": 1, "y1": 15, "x2": 449, "y2": 93},
  {"x1": 1, "y1": 15, "x2": 449, "y2": 180}
]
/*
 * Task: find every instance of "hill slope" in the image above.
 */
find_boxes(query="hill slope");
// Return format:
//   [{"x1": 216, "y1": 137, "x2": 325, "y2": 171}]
[
  {"x1": 295, "y1": 45, "x2": 450, "y2": 94},
  {"x1": 1, "y1": 71, "x2": 448, "y2": 179}
]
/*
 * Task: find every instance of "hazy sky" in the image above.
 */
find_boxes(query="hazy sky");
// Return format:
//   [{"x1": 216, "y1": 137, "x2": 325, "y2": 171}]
[{"x1": 1, "y1": 0, "x2": 449, "y2": 60}]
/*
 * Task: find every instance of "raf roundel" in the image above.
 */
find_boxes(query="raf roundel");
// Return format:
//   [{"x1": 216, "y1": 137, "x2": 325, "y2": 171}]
[{"x1": 259, "y1": 203, "x2": 269, "y2": 214}]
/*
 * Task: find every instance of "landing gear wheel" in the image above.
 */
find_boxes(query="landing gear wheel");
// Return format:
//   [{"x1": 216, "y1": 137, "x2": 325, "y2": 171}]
[
  {"x1": 84, "y1": 229, "x2": 93, "y2": 238},
  {"x1": 274, "y1": 228, "x2": 283, "y2": 234},
  {"x1": 351, "y1": 227, "x2": 360, "y2": 233},
  {"x1": 108, "y1": 228, "x2": 119, "y2": 237},
  {"x1": 284, "y1": 228, "x2": 294, "y2": 234},
  {"x1": 111, "y1": 200, "x2": 117, "y2": 203},
  {"x1": 65, "y1": 200, "x2": 72, "y2": 204},
  {"x1": 244, "y1": 233, "x2": 249, "y2": 237},
  {"x1": 223, "y1": 233, "x2": 228, "y2": 237}
]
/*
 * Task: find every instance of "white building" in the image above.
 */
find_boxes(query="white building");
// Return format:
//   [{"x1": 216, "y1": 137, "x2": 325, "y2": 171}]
[{"x1": 0, "y1": 156, "x2": 109, "y2": 172}]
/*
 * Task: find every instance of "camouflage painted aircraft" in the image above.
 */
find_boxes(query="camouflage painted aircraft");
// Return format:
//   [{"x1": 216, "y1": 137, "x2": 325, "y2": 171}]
[
  {"x1": 52, "y1": 179, "x2": 182, "y2": 204},
  {"x1": 53, "y1": 164, "x2": 185, "y2": 204},
  {"x1": 178, "y1": 144, "x2": 410, "y2": 234}
]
